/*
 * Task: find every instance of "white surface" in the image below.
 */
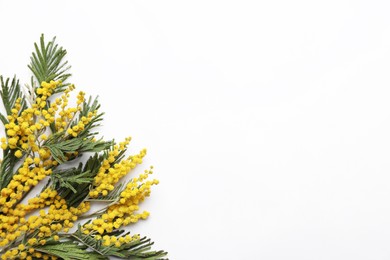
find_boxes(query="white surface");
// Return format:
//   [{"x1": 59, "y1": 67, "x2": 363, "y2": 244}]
[{"x1": 1, "y1": 1, "x2": 390, "y2": 259}]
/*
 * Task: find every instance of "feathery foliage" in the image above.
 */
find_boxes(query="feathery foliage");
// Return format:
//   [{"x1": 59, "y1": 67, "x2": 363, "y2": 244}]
[
  {"x1": 43, "y1": 135, "x2": 113, "y2": 163},
  {"x1": 0, "y1": 149, "x2": 17, "y2": 189},
  {"x1": 70, "y1": 225, "x2": 168, "y2": 259},
  {"x1": 28, "y1": 34, "x2": 71, "y2": 90},
  {"x1": 35, "y1": 242, "x2": 107, "y2": 260},
  {"x1": 0, "y1": 35, "x2": 167, "y2": 259},
  {"x1": 0, "y1": 76, "x2": 27, "y2": 124}
]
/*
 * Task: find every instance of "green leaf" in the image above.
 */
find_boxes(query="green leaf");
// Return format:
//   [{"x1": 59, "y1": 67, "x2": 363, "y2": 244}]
[
  {"x1": 0, "y1": 113, "x2": 8, "y2": 125},
  {"x1": 0, "y1": 149, "x2": 17, "y2": 189},
  {"x1": 44, "y1": 136, "x2": 113, "y2": 164},
  {"x1": 0, "y1": 75, "x2": 27, "y2": 118},
  {"x1": 71, "y1": 226, "x2": 168, "y2": 259},
  {"x1": 53, "y1": 153, "x2": 108, "y2": 208},
  {"x1": 35, "y1": 241, "x2": 107, "y2": 260},
  {"x1": 51, "y1": 168, "x2": 93, "y2": 193},
  {"x1": 28, "y1": 34, "x2": 71, "y2": 90}
]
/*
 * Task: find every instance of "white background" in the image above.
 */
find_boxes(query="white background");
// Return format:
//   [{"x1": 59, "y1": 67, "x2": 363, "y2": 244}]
[{"x1": 1, "y1": 1, "x2": 390, "y2": 259}]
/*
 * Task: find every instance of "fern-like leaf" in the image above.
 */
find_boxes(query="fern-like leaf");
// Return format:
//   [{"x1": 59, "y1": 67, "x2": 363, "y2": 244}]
[
  {"x1": 0, "y1": 149, "x2": 17, "y2": 189},
  {"x1": 44, "y1": 135, "x2": 113, "y2": 164},
  {"x1": 28, "y1": 34, "x2": 71, "y2": 90},
  {"x1": 0, "y1": 76, "x2": 27, "y2": 120},
  {"x1": 71, "y1": 226, "x2": 168, "y2": 259},
  {"x1": 35, "y1": 241, "x2": 107, "y2": 260},
  {"x1": 51, "y1": 168, "x2": 93, "y2": 193},
  {"x1": 60, "y1": 153, "x2": 108, "y2": 207}
]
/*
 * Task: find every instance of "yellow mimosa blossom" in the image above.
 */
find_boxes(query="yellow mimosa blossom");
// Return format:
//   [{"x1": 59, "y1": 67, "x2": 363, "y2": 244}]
[{"x1": 0, "y1": 35, "x2": 166, "y2": 259}]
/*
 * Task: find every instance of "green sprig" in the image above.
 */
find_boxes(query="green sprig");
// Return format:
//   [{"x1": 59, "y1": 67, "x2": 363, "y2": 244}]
[
  {"x1": 0, "y1": 34, "x2": 168, "y2": 259},
  {"x1": 28, "y1": 34, "x2": 71, "y2": 90}
]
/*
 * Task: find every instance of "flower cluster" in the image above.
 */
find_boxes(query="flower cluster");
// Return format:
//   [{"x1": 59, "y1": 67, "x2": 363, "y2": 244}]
[
  {"x1": 83, "y1": 167, "x2": 158, "y2": 237},
  {"x1": 0, "y1": 80, "x2": 161, "y2": 259},
  {"x1": 0, "y1": 35, "x2": 166, "y2": 260},
  {"x1": 89, "y1": 138, "x2": 147, "y2": 198}
]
